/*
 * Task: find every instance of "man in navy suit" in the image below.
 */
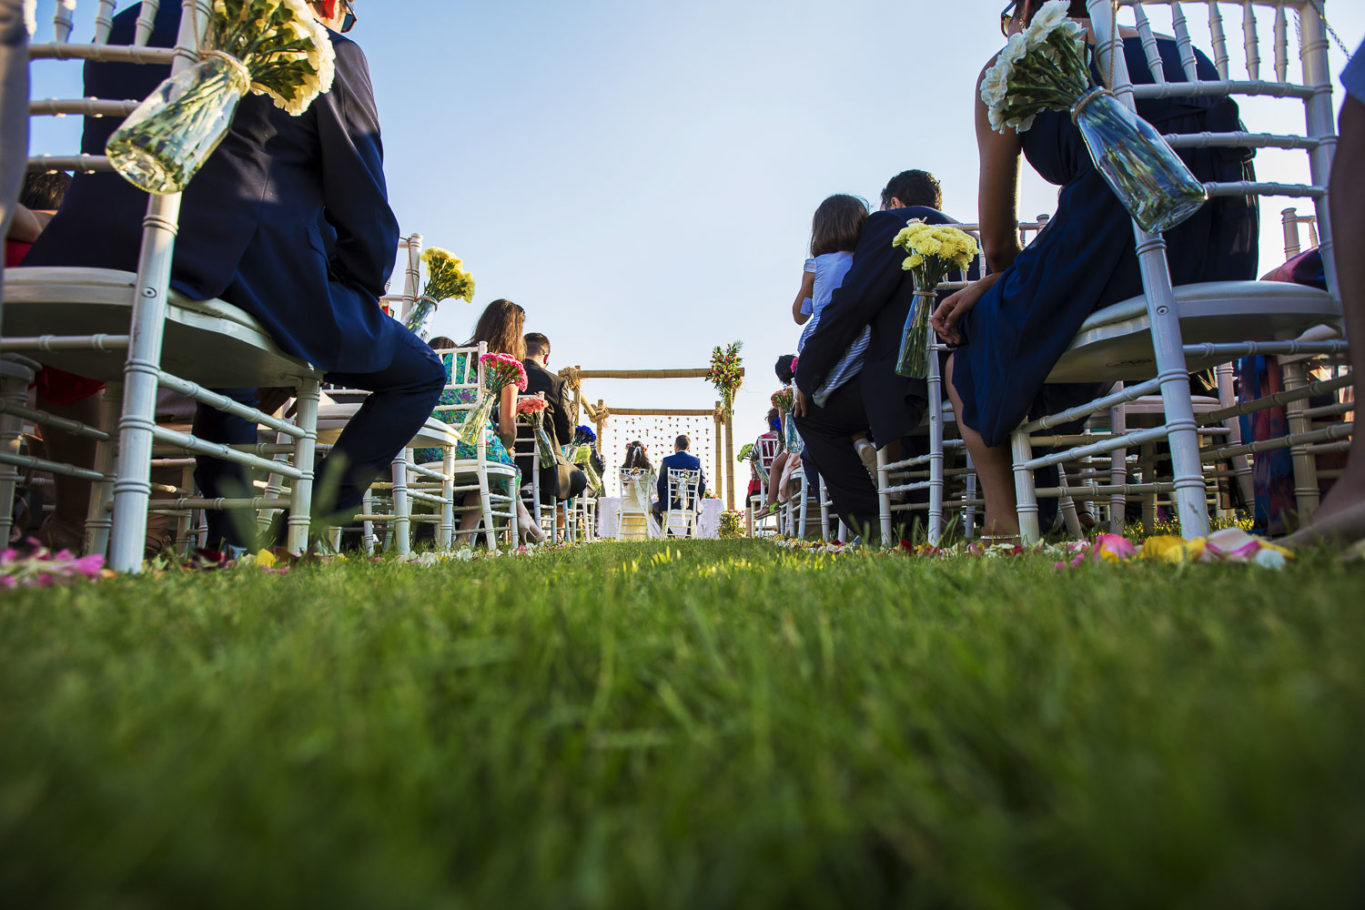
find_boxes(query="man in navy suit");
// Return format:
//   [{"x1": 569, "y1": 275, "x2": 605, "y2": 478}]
[
  {"x1": 653, "y1": 435, "x2": 706, "y2": 520},
  {"x1": 25, "y1": 0, "x2": 445, "y2": 547},
  {"x1": 792, "y1": 170, "x2": 971, "y2": 540}
]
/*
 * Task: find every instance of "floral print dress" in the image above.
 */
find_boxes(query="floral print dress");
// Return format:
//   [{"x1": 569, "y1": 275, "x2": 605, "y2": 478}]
[{"x1": 413, "y1": 351, "x2": 518, "y2": 485}]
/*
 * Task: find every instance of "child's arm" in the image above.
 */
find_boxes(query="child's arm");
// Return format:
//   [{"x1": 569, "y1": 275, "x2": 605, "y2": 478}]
[{"x1": 791, "y1": 269, "x2": 815, "y2": 325}]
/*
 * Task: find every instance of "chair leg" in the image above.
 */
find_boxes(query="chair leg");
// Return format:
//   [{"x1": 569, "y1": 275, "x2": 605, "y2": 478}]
[
  {"x1": 362, "y1": 488, "x2": 376, "y2": 555},
  {"x1": 1281, "y1": 359, "x2": 1321, "y2": 522},
  {"x1": 1109, "y1": 393, "x2": 1128, "y2": 534},
  {"x1": 436, "y1": 448, "x2": 454, "y2": 552},
  {"x1": 1058, "y1": 466, "x2": 1083, "y2": 539},
  {"x1": 876, "y1": 447, "x2": 892, "y2": 545},
  {"x1": 927, "y1": 343, "x2": 945, "y2": 546},
  {"x1": 479, "y1": 473, "x2": 497, "y2": 550},
  {"x1": 964, "y1": 453, "x2": 978, "y2": 540},
  {"x1": 0, "y1": 360, "x2": 32, "y2": 547},
  {"x1": 174, "y1": 463, "x2": 195, "y2": 558},
  {"x1": 391, "y1": 452, "x2": 410, "y2": 557},
  {"x1": 286, "y1": 378, "x2": 320, "y2": 556},
  {"x1": 1011, "y1": 429, "x2": 1042, "y2": 545}
]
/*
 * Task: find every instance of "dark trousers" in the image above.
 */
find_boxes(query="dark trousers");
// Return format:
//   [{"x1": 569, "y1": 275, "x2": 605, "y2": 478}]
[
  {"x1": 793, "y1": 374, "x2": 878, "y2": 538},
  {"x1": 194, "y1": 328, "x2": 445, "y2": 548}
]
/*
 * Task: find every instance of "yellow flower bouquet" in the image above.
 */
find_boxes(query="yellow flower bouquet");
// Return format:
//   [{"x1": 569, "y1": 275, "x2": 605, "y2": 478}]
[
  {"x1": 891, "y1": 220, "x2": 978, "y2": 379},
  {"x1": 107, "y1": 0, "x2": 336, "y2": 195},
  {"x1": 404, "y1": 247, "x2": 475, "y2": 339}
]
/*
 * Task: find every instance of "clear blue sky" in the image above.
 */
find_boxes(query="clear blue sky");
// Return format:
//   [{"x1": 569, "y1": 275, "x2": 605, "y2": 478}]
[{"x1": 26, "y1": 0, "x2": 1365, "y2": 495}]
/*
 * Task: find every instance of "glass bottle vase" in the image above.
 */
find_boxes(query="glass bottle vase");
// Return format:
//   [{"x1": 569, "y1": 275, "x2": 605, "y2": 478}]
[
  {"x1": 895, "y1": 290, "x2": 938, "y2": 379},
  {"x1": 783, "y1": 411, "x2": 804, "y2": 455},
  {"x1": 1070, "y1": 87, "x2": 1208, "y2": 234},
  {"x1": 403, "y1": 296, "x2": 439, "y2": 339},
  {"x1": 106, "y1": 52, "x2": 251, "y2": 196},
  {"x1": 457, "y1": 392, "x2": 497, "y2": 448}
]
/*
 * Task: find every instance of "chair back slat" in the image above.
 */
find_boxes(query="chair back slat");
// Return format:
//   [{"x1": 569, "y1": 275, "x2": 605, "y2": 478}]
[
  {"x1": 1272, "y1": 3, "x2": 1288, "y2": 82},
  {"x1": 135, "y1": 0, "x2": 162, "y2": 47},
  {"x1": 1168, "y1": 1, "x2": 1203, "y2": 82},
  {"x1": 53, "y1": 0, "x2": 77, "y2": 43},
  {"x1": 1240, "y1": 1, "x2": 1260, "y2": 80},
  {"x1": 94, "y1": 0, "x2": 119, "y2": 44},
  {"x1": 1206, "y1": 0, "x2": 1231, "y2": 78},
  {"x1": 400, "y1": 233, "x2": 421, "y2": 321},
  {"x1": 1133, "y1": 5, "x2": 1168, "y2": 83}
]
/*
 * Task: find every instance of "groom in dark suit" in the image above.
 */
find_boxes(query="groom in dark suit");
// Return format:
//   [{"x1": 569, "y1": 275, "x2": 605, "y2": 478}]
[
  {"x1": 793, "y1": 170, "x2": 972, "y2": 539},
  {"x1": 653, "y1": 435, "x2": 706, "y2": 519},
  {"x1": 24, "y1": 0, "x2": 445, "y2": 547}
]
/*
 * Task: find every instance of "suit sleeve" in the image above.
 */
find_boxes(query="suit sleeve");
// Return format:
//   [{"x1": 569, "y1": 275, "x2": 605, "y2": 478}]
[
  {"x1": 315, "y1": 36, "x2": 400, "y2": 300},
  {"x1": 794, "y1": 211, "x2": 906, "y2": 397},
  {"x1": 553, "y1": 379, "x2": 574, "y2": 449},
  {"x1": 656, "y1": 465, "x2": 667, "y2": 503}
]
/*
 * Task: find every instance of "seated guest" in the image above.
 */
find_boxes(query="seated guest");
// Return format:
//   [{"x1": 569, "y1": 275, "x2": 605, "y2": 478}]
[
  {"x1": 653, "y1": 435, "x2": 706, "y2": 519},
  {"x1": 22, "y1": 0, "x2": 446, "y2": 550},
  {"x1": 570, "y1": 425, "x2": 606, "y2": 495},
  {"x1": 413, "y1": 304, "x2": 544, "y2": 545},
  {"x1": 931, "y1": 0, "x2": 1258, "y2": 540},
  {"x1": 519, "y1": 332, "x2": 587, "y2": 504},
  {"x1": 794, "y1": 169, "x2": 970, "y2": 538},
  {"x1": 620, "y1": 440, "x2": 656, "y2": 515}
]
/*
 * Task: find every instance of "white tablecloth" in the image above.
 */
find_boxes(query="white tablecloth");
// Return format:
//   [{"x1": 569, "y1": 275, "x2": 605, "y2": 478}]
[{"x1": 697, "y1": 498, "x2": 724, "y2": 538}]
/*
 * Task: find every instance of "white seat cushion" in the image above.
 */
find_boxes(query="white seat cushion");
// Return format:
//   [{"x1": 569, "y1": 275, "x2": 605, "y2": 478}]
[
  {"x1": 1048, "y1": 280, "x2": 1341, "y2": 383},
  {"x1": 2, "y1": 267, "x2": 321, "y2": 387}
]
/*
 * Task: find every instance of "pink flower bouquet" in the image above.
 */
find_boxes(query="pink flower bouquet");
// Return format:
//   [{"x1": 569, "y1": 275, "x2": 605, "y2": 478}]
[
  {"x1": 516, "y1": 394, "x2": 557, "y2": 469},
  {"x1": 458, "y1": 353, "x2": 529, "y2": 448}
]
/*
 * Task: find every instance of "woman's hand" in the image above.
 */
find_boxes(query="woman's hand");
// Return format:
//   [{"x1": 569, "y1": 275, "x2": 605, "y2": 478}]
[
  {"x1": 931, "y1": 273, "x2": 999, "y2": 345},
  {"x1": 792, "y1": 388, "x2": 811, "y2": 419}
]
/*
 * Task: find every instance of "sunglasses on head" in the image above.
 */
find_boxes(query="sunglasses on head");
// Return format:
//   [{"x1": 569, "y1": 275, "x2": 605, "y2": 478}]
[
  {"x1": 341, "y1": 1, "x2": 357, "y2": 32},
  {"x1": 1000, "y1": 1, "x2": 1017, "y2": 36}
]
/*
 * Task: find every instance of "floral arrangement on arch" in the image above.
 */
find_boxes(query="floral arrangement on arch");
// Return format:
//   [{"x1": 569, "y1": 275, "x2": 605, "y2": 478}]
[
  {"x1": 890, "y1": 220, "x2": 978, "y2": 379},
  {"x1": 457, "y1": 353, "x2": 528, "y2": 448},
  {"x1": 107, "y1": 0, "x2": 337, "y2": 195},
  {"x1": 978, "y1": 0, "x2": 1205, "y2": 233},
  {"x1": 705, "y1": 341, "x2": 744, "y2": 419}
]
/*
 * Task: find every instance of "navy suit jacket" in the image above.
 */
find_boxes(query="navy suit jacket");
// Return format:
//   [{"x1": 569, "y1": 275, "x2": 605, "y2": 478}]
[
  {"x1": 794, "y1": 206, "x2": 974, "y2": 446},
  {"x1": 25, "y1": 3, "x2": 400, "y2": 374},
  {"x1": 657, "y1": 451, "x2": 706, "y2": 508}
]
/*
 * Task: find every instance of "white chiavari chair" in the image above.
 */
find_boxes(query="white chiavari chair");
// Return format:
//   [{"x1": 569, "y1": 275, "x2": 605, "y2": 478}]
[
  {"x1": 512, "y1": 393, "x2": 564, "y2": 544},
  {"x1": 876, "y1": 220, "x2": 1052, "y2": 545},
  {"x1": 746, "y1": 433, "x2": 781, "y2": 536},
  {"x1": 1, "y1": 1, "x2": 325, "y2": 570},
  {"x1": 662, "y1": 467, "x2": 700, "y2": 538},
  {"x1": 1007, "y1": 0, "x2": 1349, "y2": 544},
  {"x1": 617, "y1": 466, "x2": 652, "y2": 540}
]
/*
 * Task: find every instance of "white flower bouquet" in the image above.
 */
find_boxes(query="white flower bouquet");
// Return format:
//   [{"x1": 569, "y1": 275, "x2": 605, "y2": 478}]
[
  {"x1": 107, "y1": 0, "x2": 336, "y2": 195},
  {"x1": 980, "y1": 0, "x2": 1206, "y2": 233},
  {"x1": 891, "y1": 221, "x2": 978, "y2": 378}
]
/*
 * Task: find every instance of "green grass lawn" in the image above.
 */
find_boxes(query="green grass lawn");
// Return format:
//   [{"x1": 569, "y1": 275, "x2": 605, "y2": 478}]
[{"x1": 2, "y1": 540, "x2": 1364, "y2": 908}]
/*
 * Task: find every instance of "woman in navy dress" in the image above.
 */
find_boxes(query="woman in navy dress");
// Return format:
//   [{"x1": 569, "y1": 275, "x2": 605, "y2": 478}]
[{"x1": 932, "y1": 0, "x2": 1259, "y2": 538}]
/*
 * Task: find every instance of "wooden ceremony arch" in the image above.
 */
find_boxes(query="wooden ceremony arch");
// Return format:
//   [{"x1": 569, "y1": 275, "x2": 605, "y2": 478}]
[{"x1": 557, "y1": 367, "x2": 743, "y2": 510}]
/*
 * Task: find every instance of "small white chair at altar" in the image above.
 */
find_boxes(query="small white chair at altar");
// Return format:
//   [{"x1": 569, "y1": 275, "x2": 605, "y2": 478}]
[{"x1": 661, "y1": 467, "x2": 701, "y2": 538}]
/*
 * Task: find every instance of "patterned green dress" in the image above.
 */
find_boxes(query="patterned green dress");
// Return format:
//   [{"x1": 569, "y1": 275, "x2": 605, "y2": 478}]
[{"x1": 413, "y1": 351, "x2": 518, "y2": 488}]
